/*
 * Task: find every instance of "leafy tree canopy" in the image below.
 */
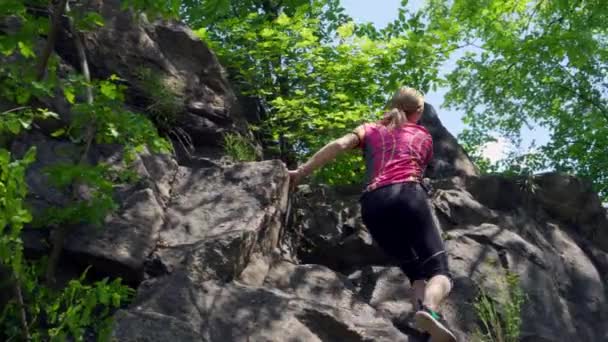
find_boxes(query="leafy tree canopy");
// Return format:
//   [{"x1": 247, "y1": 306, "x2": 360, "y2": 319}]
[
  {"x1": 185, "y1": 0, "x2": 461, "y2": 184},
  {"x1": 439, "y1": 0, "x2": 608, "y2": 199},
  {"x1": 183, "y1": 0, "x2": 607, "y2": 200}
]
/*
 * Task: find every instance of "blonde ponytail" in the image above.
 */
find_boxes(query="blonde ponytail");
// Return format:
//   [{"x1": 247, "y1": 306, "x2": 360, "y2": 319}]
[
  {"x1": 382, "y1": 87, "x2": 425, "y2": 128},
  {"x1": 381, "y1": 108, "x2": 406, "y2": 128}
]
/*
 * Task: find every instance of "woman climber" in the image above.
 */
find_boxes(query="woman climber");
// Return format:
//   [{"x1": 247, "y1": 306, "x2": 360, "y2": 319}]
[{"x1": 288, "y1": 87, "x2": 457, "y2": 342}]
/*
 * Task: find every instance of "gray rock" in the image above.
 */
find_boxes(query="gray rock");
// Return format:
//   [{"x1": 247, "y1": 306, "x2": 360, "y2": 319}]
[
  {"x1": 420, "y1": 103, "x2": 479, "y2": 179},
  {"x1": 11, "y1": 132, "x2": 79, "y2": 207},
  {"x1": 63, "y1": 188, "x2": 164, "y2": 283},
  {"x1": 114, "y1": 270, "x2": 413, "y2": 341},
  {"x1": 202, "y1": 282, "x2": 408, "y2": 342},
  {"x1": 54, "y1": 0, "x2": 254, "y2": 162},
  {"x1": 532, "y1": 172, "x2": 608, "y2": 251},
  {"x1": 290, "y1": 184, "x2": 391, "y2": 272},
  {"x1": 263, "y1": 262, "x2": 366, "y2": 313},
  {"x1": 347, "y1": 266, "x2": 414, "y2": 318},
  {"x1": 111, "y1": 310, "x2": 204, "y2": 341},
  {"x1": 11, "y1": 132, "x2": 181, "y2": 283},
  {"x1": 150, "y1": 160, "x2": 289, "y2": 281}
]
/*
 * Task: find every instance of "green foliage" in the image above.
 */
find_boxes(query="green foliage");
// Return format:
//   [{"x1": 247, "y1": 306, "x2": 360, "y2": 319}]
[
  {"x1": 133, "y1": 67, "x2": 183, "y2": 134},
  {"x1": 186, "y1": 0, "x2": 461, "y2": 184},
  {"x1": 121, "y1": 0, "x2": 182, "y2": 19},
  {"x1": 457, "y1": 129, "x2": 499, "y2": 174},
  {"x1": 40, "y1": 75, "x2": 172, "y2": 228},
  {"x1": 441, "y1": 0, "x2": 608, "y2": 200},
  {"x1": 0, "y1": 149, "x2": 133, "y2": 341},
  {"x1": 42, "y1": 163, "x2": 117, "y2": 227},
  {"x1": 473, "y1": 272, "x2": 525, "y2": 342},
  {"x1": 0, "y1": 147, "x2": 36, "y2": 274},
  {"x1": 1, "y1": 264, "x2": 133, "y2": 341},
  {"x1": 0, "y1": 107, "x2": 59, "y2": 136},
  {"x1": 44, "y1": 272, "x2": 133, "y2": 341},
  {"x1": 0, "y1": 0, "x2": 182, "y2": 340},
  {"x1": 223, "y1": 132, "x2": 258, "y2": 162},
  {"x1": 67, "y1": 75, "x2": 173, "y2": 161}
]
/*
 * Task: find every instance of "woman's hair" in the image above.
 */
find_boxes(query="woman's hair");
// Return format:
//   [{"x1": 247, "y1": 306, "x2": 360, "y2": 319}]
[{"x1": 381, "y1": 87, "x2": 425, "y2": 128}]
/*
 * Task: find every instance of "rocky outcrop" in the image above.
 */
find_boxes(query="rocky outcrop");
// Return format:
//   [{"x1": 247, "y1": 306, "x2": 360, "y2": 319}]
[
  {"x1": 8, "y1": 1, "x2": 607, "y2": 341},
  {"x1": 420, "y1": 103, "x2": 479, "y2": 179},
  {"x1": 113, "y1": 267, "x2": 414, "y2": 342},
  {"x1": 101, "y1": 163, "x2": 607, "y2": 341},
  {"x1": 53, "y1": 0, "x2": 256, "y2": 165},
  {"x1": 291, "y1": 173, "x2": 608, "y2": 342}
]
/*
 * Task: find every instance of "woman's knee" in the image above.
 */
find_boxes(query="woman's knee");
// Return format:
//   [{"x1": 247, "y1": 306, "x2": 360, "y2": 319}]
[
  {"x1": 401, "y1": 259, "x2": 425, "y2": 283},
  {"x1": 421, "y1": 252, "x2": 452, "y2": 282}
]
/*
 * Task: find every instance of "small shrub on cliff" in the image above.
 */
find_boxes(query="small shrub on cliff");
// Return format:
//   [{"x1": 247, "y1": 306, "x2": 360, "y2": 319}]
[
  {"x1": 223, "y1": 132, "x2": 258, "y2": 162},
  {"x1": 134, "y1": 67, "x2": 184, "y2": 133},
  {"x1": 473, "y1": 272, "x2": 525, "y2": 342}
]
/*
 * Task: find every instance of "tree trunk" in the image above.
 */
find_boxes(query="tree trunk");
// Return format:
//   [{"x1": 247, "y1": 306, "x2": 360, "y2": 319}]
[
  {"x1": 45, "y1": 2, "x2": 96, "y2": 285},
  {"x1": 35, "y1": 0, "x2": 68, "y2": 81},
  {"x1": 13, "y1": 278, "x2": 31, "y2": 340}
]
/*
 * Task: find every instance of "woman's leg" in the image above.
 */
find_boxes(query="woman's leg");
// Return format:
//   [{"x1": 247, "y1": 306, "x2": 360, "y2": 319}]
[
  {"x1": 400, "y1": 185, "x2": 452, "y2": 304},
  {"x1": 361, "y1": 185, "x2": 425, "y2": 301},
  {"x1": 412, "y1": 279, "x2": 426, "y2": 309},
  {"x1": 361, "y1": 184, "x2": 453, "y2": 321},
  {"x1": 395, "y1": 184, "x2": 456, "y2": 341},
  {"x1": 424, "y1": 274, "x2": 452, "y2": 311}
]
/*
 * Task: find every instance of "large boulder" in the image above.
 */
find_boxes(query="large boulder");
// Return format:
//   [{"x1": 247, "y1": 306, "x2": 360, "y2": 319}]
[
  {"x1": 112, "y1": 267, "x2": 420, "y2": 341},
  {"x1": 288, "y1": 184, "x2": 391, "y2": 272},
  {"x1": 54, "y1": 0, "x2": 254, "y2": 163},
  {"x1": 143, "y1": 160, "x2": 290, "y2": 286},
  {"x1": 420, "y1": 103, "x2": 479, "y2": 179},
  {"x1": 11, "y1": 132, "x2": 179, "y2": 283},
  {"x1": 288, "y1": 173, "x2": 608, "y2": 342},
  {"x1": 12, "y1": 128, "x2": 289, "y2": 285}
]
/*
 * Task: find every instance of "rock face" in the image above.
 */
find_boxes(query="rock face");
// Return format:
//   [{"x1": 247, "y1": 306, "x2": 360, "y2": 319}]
[
  {"x1": 54, "y1": 0, "x2": 255, "y2": 164},
  {"x1": 420, "y1": 103, "x2": 479, "y2": 179},
  {"x1": 113, "y1": 267, "x2": 414, "y2": 342},
  {"x1": 9, "y1": 1, "x2": 607, "y2": 341},
  {"x1": 291, "y1": 174, "x2": 608, "y2": 342}
]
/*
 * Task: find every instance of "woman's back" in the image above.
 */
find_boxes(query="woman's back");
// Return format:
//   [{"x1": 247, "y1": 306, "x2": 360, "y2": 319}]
[{"x1": 361, "y1": 122, "x2": 433, "y2": 192}]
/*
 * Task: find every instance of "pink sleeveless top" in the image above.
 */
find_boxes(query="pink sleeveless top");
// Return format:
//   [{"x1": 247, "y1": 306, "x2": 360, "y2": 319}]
[{"x1": 359, "y1": 123, "x2": 433, "y2": 192}]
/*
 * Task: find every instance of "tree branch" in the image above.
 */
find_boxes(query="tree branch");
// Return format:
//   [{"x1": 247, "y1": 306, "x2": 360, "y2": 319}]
[
  {"x1": 13, "y1": 280, "x2": 30, "y2": 341},
  {"x1": 46, "y1": 2, "x2": 96, "y2": 286},
  {"x1": 557, "y1": 83, "x2": 608, "y2": 123},
  {"x1": 552, "y1": 63, "x2": 608, "y2": 123},
  {"x1": 1, "y1": 106, "x2": 30, "y2": 114},
  {"x1": 68, "y1": 8, "x2": 96, "y2": 164},
  {"x1": 35, "y1": 0, "x2": 68, "y2": 81}
]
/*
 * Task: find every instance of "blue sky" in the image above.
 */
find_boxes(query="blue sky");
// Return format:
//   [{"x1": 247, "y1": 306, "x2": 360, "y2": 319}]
[{"x1": 340, "y1": 0, "x2": 550, "y2": 162}]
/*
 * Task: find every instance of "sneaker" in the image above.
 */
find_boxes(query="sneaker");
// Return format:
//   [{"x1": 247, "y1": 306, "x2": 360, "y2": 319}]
[
  {"x1": 414, "y1": 306, "x2": 457, "y2": 342},
  {"x1": 391, "y1": 311, "x2": 430, "y2": 341}
]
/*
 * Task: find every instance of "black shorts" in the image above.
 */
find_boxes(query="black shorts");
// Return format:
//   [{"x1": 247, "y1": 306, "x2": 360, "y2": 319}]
[{"x1": 360, "y1": 182, "x2": 451, "y2": 283}]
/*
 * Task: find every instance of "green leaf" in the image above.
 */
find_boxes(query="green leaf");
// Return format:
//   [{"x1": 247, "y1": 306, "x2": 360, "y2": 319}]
[
  {"x1": 6, "y1": 119, "x2": 21, "y2": 134},
  {"x1": 17, "y1": 41, "x2": 35, "y2": 58},
  {"x1": 51, "y1": 128, "x2": 66, "y2": 137},
  {"x1": 64, "y1": 87, "x2": 76, "y2": 104},
  {"x1": 82, "y1": 12, "x2": 105, "y2": 29},
  {"x1": 276, "y1": 13, "x2": 291, "y2": 26},
  {"x1": 100, "y1": 82, "x2": 118, "y2": 100},
  {"x1": 18, "y1": 118, "x2": 31, "y2": 129},
  {"x1": 22, "y1": 147, "x2": 36, "y2": 164},
  {"x1": 337, "y1": 22, "x2": 355, "y2": 39},
  {"x1": 39, "y1": 109, "x2": 60, "y2": 119}
]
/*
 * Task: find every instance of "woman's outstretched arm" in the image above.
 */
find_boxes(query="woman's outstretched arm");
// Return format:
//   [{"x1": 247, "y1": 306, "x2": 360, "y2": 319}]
[{"x1": 289, "y1": 126, "x2": 365, "y2": 187}]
